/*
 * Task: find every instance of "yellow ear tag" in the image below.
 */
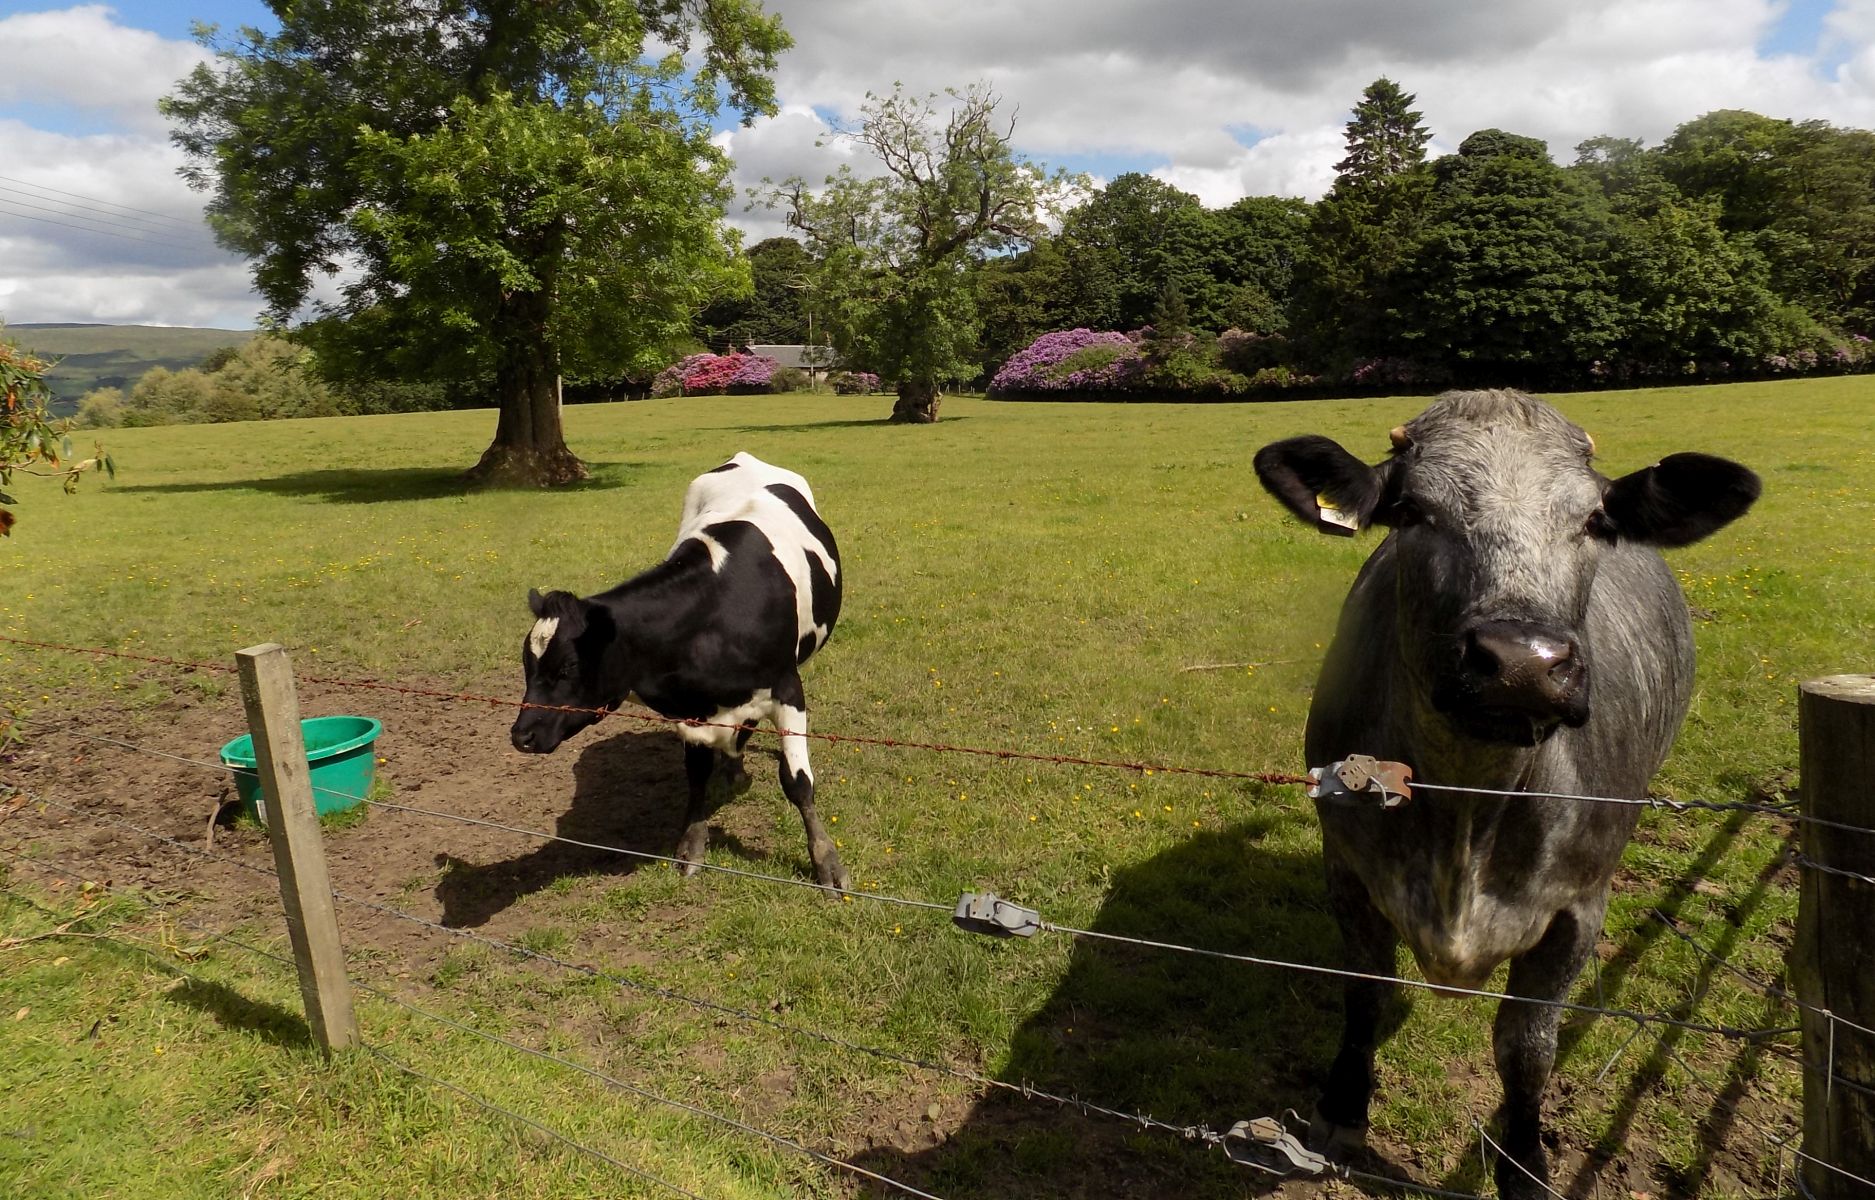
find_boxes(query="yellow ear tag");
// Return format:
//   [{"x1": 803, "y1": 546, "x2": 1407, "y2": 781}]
[{"x1": 1316, "y1": 493, "x2": 1360, "y2": 531}]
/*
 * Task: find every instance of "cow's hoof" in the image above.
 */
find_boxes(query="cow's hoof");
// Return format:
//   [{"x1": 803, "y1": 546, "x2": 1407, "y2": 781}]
[
  {"x1": 675, "y1": 828, "x2": 708, "y2": 876},
  {"x1": 818, "y1": 863, "x2": 852, "y2": 895},
  {"x1": 1306, "y1": 1108, "x2": 1368, "y2": 1159}
]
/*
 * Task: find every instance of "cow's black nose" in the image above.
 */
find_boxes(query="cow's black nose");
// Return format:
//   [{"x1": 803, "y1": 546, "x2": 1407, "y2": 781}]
[
  {"x1": 511, "y1": 727, "x2": 537, "y2": 752},
  {"x1": 1460, "y1": 620, "x2": 1586, "y2": 720}
]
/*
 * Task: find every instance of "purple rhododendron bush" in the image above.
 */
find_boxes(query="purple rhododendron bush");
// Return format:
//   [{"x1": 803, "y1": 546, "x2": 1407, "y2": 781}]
[
  {"x1": 988, "y1": 329, "x2": 1144, "y2": 395},
  {"x1": 987, "y1": 327, "x2": 1317, "y2": 399}
]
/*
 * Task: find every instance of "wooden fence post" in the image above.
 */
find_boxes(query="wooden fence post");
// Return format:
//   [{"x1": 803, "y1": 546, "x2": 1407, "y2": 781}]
[
  {"x1": 236, "y1": 642, "x2": 358, "y2": 1056},
  {"x1": 1795, "y1": 674, "x2": 1875, "y2": 1196}
]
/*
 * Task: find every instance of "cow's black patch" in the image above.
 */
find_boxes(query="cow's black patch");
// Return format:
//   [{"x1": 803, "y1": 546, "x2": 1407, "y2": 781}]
[{"x1": 707, "y1": 460, "x2": 741, "y2": 473}]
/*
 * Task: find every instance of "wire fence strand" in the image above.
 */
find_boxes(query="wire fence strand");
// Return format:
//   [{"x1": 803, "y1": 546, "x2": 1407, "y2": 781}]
[
  {"x1": 0, "y1": 840, "x2": 1500, "y2": 1200},
  {"x1": 7, "y1": 633, "x2": 1869, "y2": 842},
  {"x1": 6, "y1": 786, "x2": 1855, "y2": 1198},
  {"x1": 8, "y1": 735, "x2": 1813, "y2": 1043},
  {"x1": 0, "y1": 843, "x2": 946, "y2": 1200}
]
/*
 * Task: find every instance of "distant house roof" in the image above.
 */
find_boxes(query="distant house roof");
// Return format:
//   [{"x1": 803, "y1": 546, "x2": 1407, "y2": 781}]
[{"x1": 747, "y1": 344, "x2": 824, "y2": 370}]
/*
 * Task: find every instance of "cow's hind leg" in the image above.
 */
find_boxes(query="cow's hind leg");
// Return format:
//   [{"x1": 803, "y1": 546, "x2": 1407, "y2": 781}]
[
  {"x1": 771, "y1": 675, "x2": 849, "y2": 893},
  {"x1": 1313, "y1": 858, "x2": 1409, "y2": 1156},
  {"x1": 1491, "y1": 903, "x2": 1600, "y2": 1200},
  {"x1": 676, "y1": 741, "x2": 715, "y2": 876}
]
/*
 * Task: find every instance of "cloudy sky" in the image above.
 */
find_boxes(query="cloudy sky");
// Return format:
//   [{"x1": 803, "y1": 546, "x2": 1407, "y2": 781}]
[{"x1": 2, "y1": 0, "x2": 1872, "y2": 329}]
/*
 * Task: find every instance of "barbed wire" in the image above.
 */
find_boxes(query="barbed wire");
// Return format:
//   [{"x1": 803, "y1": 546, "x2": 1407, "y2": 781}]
[
  {"x1": 0, "y1": 635, "x2": 1307, "y2": 786},
  {"x1": 5, "y1": 633, "x2": 1866, "y2": 839},
  {"x1": 7, "y1": 763, "x2": 1810, "y2": 1053},
  {"x1": 1655, "y1": 1026, "x2": 1875, "y2": 1192},
  {"x1": 0, "y1": 732, "x2": 1804, "y2": 1041},
  {"x1": 0, "y1": 847, "x2": 1500, "y2": 1200}
]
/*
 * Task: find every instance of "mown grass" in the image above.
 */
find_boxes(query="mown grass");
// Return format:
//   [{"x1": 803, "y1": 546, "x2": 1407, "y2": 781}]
[{"x1": 4, "y1": 378, "x2": 1872, "y2": 1197}]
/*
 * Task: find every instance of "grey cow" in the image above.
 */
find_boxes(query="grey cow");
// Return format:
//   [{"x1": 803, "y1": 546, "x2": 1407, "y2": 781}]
[{"x1": 1253, "y1": 390, "x2": 1759, "y2": 1198}]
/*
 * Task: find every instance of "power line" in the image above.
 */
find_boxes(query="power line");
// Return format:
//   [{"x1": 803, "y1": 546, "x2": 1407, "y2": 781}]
[
  {"x1": 0, "y1": 172, "x2": 202, "y2": 227},
  {"x1": 0, "y1": 199, "x2": 210, "y2": 251},
  {"x1": 0, "y1": 185, "x2": 212, "y2": 241}
]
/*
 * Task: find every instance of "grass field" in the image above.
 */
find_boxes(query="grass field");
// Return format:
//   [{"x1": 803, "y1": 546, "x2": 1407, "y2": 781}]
[{"x1": 3, "y1": 379, "x2": 1871, "y2": 1198}]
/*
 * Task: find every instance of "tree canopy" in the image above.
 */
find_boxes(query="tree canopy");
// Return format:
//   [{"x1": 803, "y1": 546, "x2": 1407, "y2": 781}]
[
  {"x1": 773, "y1": 83, "x2": 1076, "y2": 422},
  {"x1": 164, "y1": 0, "x2": 789, "y2": 483}
]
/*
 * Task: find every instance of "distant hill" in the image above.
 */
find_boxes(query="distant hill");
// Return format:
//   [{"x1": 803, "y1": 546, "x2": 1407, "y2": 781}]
[{"x1": 6, "y1": 323, "x2": 257, "y2": 415}]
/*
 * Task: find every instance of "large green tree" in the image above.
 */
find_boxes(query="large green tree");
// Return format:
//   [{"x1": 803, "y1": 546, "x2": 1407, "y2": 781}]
[
  {"x1": 1054, "y1": 173, "x2": 1205, "y2": 331},
  {"x1": 696, "y1": 236, "x2": 815, "y2": 349},
  {"x1": 1392, "y1": 130, "x2": 1623, "y2": 376},
  {"x1": 1659, "y1": 111, "x2": 1875, "y2": 330},
  {"x1": 163, "y1": 0, "x2": 788, "y2": 484},
  {"x1": 1333, "y1": 76, "x2": 1432, "y2": 187},
  {"x1": 1292, "y1": 77, "x2": 1435, "y2": 367},
  {"x1": 775, "y1": 84, "x2": 1074, "y2": 422}
]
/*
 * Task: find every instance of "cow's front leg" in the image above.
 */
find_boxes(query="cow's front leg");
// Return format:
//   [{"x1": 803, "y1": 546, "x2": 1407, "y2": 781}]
[
  {"x1": 718, "y1": 723, "x2": 755, "y2": 795},
  {"x1": 1491, "y1": 903, "x2": 1600, "y2": 1200},
  {"x1": 1313, "y1": 857, "x2": 1407, "y2": 1156},
  {"x1": 676, "y1": 741, "x2": 715, "y2": 876},
  {"x1": 772, "y1": 677, "x2": 849, "y2": 893}
]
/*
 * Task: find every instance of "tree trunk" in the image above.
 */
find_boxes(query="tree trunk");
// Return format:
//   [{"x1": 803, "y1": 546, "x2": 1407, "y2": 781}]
[
  {"x1": 890, "y1": 377, "x2": 941, "y2": 423},
  {"x1": 466, "y1": 289, "x2": 589, "y2": 486}
]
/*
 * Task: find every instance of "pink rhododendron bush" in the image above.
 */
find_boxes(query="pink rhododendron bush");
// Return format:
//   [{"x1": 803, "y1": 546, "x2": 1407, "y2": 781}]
[{"x1": 652, "y1": 352, "x2": 782, "y2": 397}]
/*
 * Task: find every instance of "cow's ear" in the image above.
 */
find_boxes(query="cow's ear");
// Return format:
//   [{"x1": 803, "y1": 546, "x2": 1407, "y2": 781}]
[
  {"x1": 1254, "y1": 435, "x2": 1394, "y2": 537},
  {"x1": 1599, "y1": 453, "x2": 1760, "y2": 548},
  {"x1": 527, "y1": 587, "x2": 547, "y2": 617}
]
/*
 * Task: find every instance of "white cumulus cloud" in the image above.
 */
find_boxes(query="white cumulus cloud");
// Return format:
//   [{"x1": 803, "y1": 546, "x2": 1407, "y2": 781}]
[{"x1": 4, "y1": 0, "x2": 1875, "y2": 326}]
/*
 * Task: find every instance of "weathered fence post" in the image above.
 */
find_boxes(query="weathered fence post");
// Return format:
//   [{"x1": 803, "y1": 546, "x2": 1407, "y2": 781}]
[
  {"x1": 1794, "y1": 674, "x2": 1875, "y2": 1196},
  {"x1": 236, "y1": 642, "x2": 358, "y2": 1056}
]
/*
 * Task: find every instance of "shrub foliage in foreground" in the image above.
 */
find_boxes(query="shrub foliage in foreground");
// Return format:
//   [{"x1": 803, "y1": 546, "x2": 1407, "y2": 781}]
[{"x1": 1, "y1": 326, "x2": 111, "y2": 535}]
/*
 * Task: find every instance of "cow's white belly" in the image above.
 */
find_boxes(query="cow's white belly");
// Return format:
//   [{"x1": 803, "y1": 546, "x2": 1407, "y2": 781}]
[{"x1": 665, "y1": 689, "x2": 775, "y2": 752}]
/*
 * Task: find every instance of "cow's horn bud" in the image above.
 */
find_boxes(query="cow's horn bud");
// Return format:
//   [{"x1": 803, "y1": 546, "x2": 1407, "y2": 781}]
[
  {"x1": 1585, "y1": 431, "x2": 1597, "y2": 456},
  {"x1": 1388, "y1": 425, "x2": 1411, "y2": 449}
]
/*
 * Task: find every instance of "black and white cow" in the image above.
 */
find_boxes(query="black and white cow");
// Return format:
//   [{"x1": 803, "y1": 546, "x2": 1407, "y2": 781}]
[
  {"x1": 510, "y1": 452, "x2": 848, "y2": 890},
  {"x1": 1254, "y1": 390, "x2": 1758, "y2": 1198}
]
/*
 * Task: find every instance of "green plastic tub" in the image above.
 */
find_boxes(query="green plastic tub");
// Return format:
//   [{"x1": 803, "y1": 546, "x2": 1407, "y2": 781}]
[{"x1": 220, "y1": 716, "x2": 382, "y2": 821}]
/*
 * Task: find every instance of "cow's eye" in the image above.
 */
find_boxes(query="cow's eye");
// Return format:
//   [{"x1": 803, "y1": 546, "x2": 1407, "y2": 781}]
[{"x1": 1585, "y1": 507, "x2": 1614, "y2": 540}]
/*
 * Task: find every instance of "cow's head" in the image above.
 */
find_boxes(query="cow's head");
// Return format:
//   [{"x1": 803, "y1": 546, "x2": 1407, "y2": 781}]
[
  {"x1": 511, "y1": 588, "x2": 617, "y2": 754},
  {"x1": 1255, "y1": 390, "x2": 1759, "y2": 746}
]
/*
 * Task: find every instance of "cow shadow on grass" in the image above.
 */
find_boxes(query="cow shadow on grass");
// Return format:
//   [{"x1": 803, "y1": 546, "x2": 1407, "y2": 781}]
[
  {"x1": 432, "y1": 726, "x2": 774, "y2": 928},
  {"x1": 846, "y1": 812, "x2": 1449, "y2": 1200},
  {"x1": 109, "y1": 461, "x2": 643, "y2": 505}
]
